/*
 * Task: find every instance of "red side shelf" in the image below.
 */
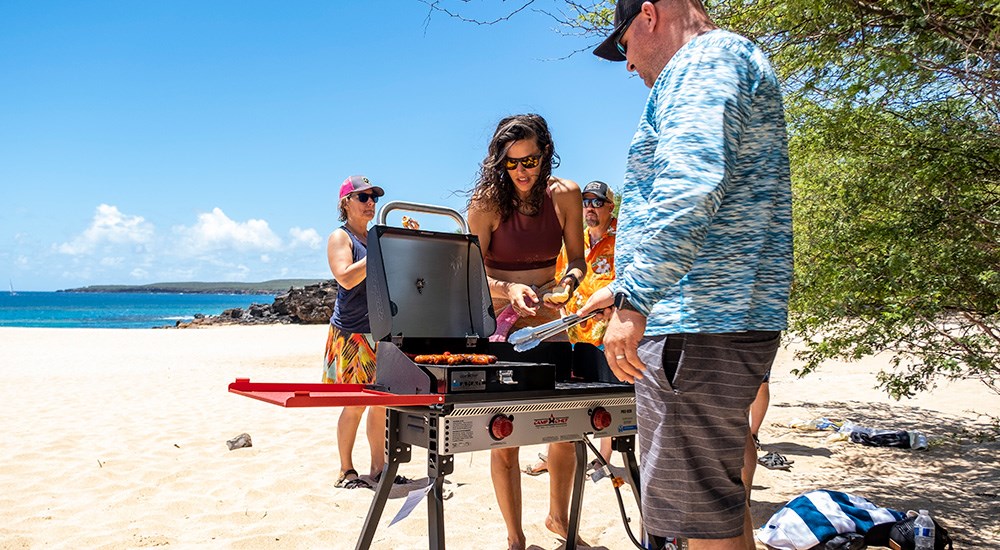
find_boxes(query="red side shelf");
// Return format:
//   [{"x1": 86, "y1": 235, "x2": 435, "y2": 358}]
[{"x1": 228, "y1": 379, "x2": 444, "y2": 408}]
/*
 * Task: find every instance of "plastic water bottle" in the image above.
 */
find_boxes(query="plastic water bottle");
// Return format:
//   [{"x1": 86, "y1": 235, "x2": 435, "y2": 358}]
[
  {"x1": 910, "y1": 431, "x2": 929, "y2": 450},
  {"x1": 914, "y1": 509, "x2": 935, "y2": 550}
]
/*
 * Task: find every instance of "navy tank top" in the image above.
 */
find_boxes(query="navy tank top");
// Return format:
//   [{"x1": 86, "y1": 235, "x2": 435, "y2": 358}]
[{"x1": 330, "y1": 226, "x2": 371, "y2": 334}]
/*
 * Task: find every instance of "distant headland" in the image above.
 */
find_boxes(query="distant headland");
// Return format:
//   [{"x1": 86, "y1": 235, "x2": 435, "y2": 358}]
[{"x1": 59, "y1": 279, "x2": 328, "y2": 295}]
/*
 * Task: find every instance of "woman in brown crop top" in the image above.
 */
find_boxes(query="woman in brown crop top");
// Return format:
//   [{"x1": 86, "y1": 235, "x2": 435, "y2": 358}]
[{"x1": 467, "y1": 114, "x2": 586, "y2": 550}]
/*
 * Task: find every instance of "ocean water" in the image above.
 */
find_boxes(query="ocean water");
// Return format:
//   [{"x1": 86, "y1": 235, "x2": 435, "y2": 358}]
[{"x1": 0, "y1": 291, "x2": 276, "y2": 329}]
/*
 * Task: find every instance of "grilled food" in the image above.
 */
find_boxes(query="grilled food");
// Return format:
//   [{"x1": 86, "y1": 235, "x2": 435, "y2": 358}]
[{"x1": 413, "y1": 352, "x2": 497, "y2": 365}]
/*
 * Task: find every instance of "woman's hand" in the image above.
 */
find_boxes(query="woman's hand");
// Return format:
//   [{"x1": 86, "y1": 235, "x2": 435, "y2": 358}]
[
  {"x1": 507, "y1": 283, "x2": 540, "y2": 317},
  {"x1": 541, "y1": 272, "x2": 580, "y2": 310},
  {"x1": 540, "y1": 284, "x2": 571, "y2": 310}
]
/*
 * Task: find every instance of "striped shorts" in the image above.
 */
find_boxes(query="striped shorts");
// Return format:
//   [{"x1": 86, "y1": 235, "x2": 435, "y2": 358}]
[{"x1": 635, "y1": 331, "x2": 780, "y2": 540}]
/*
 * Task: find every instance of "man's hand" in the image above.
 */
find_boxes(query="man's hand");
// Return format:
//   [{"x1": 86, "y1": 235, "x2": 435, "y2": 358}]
[
  {"x1": 603, "y1": 309, "x2": 647, "y2": 384},
  {"x1": 577, "y1": 287, "x2": 614, "y2": 318}
]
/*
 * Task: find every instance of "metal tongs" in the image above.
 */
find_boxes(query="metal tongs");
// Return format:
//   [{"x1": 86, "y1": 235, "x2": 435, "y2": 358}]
[{"x1": 508, "y1": 312, "x2": 598, "y2": 352}]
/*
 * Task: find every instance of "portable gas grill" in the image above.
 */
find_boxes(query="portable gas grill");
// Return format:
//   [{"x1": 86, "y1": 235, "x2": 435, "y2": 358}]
[{"x1": 229, "y1": 202, "x2": 645, "y2": 550}]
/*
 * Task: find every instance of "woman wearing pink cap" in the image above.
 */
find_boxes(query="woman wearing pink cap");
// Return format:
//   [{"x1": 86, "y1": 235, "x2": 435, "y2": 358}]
[{"x1": 324, "y1": 175, "x2": 402, "y2": 490}]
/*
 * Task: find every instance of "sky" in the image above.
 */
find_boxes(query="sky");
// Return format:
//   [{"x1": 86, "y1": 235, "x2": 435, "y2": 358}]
[{"x1": 1, "y1": 1, "x2": 651, "y2": 291}]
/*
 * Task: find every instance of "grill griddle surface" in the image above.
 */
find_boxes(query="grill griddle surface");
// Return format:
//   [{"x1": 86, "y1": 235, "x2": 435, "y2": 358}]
[{"x1": 412, "y1": 361, "x2": 536, "y2": 367}]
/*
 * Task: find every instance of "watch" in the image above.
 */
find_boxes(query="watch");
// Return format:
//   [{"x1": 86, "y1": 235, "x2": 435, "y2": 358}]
[{"x1": 614, "y1": 291, "x2": 638, "y2": 312}]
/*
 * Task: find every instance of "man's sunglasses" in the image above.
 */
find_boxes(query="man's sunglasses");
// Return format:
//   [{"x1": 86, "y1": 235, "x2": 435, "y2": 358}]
[
  {"x1": 616, "y1": 0, "x2": 659, "y2": 57},
  {"x1": 352, "y1": 192, "x2": 379, "y2": 204},
  {"x1": 583, "y1": 198, "x2": 608, "y2": 208},
  {"x1": 504, "y1": 154, "x2": 542, "y2": 170}
]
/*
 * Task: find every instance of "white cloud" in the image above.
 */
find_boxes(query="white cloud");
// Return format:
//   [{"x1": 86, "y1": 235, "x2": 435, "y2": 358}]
[
  {"x1": 289, "y1": 227, "x2": 322, "y2": 249},
  {"x1": 174, "y1": 208, "x2": 282, "y2": 253},
  {"x1": 100, "y1": 257, "x2": 124, "y2": 267},
  {"x1": 224, "y1": 264, "x2": 251, "y2": 281},
  {"x1": 58, "y1": 204, "x2": 155, "y2": 255},
  {"x1": 130, "y1": 268, "x2": 149, "y2": 279}
]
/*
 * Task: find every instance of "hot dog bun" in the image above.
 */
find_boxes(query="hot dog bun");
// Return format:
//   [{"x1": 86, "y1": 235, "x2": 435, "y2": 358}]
[{"x1": 542, "y1": 284, "x2": 570, "y2": 304}]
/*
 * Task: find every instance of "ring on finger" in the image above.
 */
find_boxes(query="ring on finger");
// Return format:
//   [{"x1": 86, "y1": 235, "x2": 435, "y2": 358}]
[{"x1": 615, "y1": 355, "x2": 625, "y2": 360}]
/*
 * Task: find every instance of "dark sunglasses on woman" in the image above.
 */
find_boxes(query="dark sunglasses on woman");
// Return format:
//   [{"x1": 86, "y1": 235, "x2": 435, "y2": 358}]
[
  {"x1": 504, "y1": 154, "x2": 542, "y2": 170},
  {"x1": 353, "y1": 192, "x2": 379, "y2": 204},
  {"x1": 582, "y1": 198, "x2": 607, "y2": 208}
]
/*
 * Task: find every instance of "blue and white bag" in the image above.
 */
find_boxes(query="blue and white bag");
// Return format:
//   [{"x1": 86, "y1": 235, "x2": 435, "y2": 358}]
[{"x1": 758, "y1": 490, "x2": 905, "y2": 550}]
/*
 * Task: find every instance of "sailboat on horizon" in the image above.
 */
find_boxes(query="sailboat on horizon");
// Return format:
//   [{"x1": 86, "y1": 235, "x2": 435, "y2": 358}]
[{"x1": 8, "y1": 279, "x2": 15, "y2": 296}]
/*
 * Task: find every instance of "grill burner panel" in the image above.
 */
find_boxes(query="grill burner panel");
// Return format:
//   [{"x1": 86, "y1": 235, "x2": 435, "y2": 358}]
[
  {"x1": 430, "y1": 394, "x2": 636, "y2": 453},
  {"x1": 449, "y1": 395, "x2": 635, "y2": 417}
]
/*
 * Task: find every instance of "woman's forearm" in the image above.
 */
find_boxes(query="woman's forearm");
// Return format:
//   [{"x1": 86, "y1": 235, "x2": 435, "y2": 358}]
[
  {"x1": 333, "y1": 257, "x2": 367, "y2": 290},
  {"x1": 487, "y1": 276, "x2": 513, "y2": 299}
]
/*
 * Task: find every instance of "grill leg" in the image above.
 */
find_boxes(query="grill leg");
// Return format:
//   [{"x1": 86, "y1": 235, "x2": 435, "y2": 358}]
[
  {"x1": 426, "y1": 414, "x2": 453, "y2": 550},
  {"x1": 613, "y1": 436, "x2": 681, "y2": 550},
  {"x1": 566, "y1": 439, "x2": 587, "y2": 550},
  {"x1": 356, "y1": 408, "x2": 411, "y2": 550},
  {"x1": 613, "y1": 435, "x2": 642, "y2": 507}
]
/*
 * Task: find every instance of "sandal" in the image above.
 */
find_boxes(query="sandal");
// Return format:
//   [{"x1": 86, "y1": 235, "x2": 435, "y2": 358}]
[
  {"x1": 523, "y1": 453, "x2": 549, "y2": 476},
  {"x1": 335, "y1": 469, "x2": 372, "y2": 489},
  {"x1": 757, "y1": 452, "x2": 794, "y2": 470},
  {"x1": 371, "y1": 471, "x2": 416, "y2": 486}
]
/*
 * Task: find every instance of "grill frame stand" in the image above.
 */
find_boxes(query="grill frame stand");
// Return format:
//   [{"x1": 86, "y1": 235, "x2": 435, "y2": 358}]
[
  {"x1": 228, "y1": 379, "x2": 649, "y2": 550},
  {"x1": 357, "y1": 404, "x2": 643, "y2": 550}
]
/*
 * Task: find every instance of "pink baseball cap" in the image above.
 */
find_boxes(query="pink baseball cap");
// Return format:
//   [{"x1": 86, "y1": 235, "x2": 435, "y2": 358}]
[{"x1": 339, "y1": 175, "x2": 385, "y2": 200}]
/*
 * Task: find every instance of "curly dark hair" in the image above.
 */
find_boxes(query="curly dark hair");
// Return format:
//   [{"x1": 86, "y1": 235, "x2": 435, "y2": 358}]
[{"x1": 468, "y1": 113, "x2": 559, "y2": 221}]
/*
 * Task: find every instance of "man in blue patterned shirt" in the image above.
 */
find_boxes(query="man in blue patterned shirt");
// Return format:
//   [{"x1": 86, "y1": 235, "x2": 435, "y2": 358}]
[{"x1": 579, "y1": 1, "x2": 793, "y2": 548}]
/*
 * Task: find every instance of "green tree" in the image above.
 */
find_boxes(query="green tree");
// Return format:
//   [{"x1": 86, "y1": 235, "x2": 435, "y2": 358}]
[
  {"x1": 557, "y1": 0, "x2": 1000, "y2": 397},
  {"x1": 425, "y1": 0, "x2": 1000, "y2": 396}
]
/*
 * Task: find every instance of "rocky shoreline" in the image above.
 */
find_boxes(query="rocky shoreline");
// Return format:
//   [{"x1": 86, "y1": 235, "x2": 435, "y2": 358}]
[{"x1": 170, "y1": 281, "x2": 338, "y2": 328}]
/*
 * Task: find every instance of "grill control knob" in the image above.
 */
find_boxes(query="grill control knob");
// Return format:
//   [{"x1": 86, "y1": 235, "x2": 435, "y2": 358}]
[
  {"x1": 489, "y1": 414, "x2": 514, "y2": 440},
  {"x1": 591, "y1": 407, "x2": 612, "y2": 431}
]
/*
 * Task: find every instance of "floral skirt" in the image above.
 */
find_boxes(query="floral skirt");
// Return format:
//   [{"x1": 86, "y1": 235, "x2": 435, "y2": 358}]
[{"x1": 322, "y1": 324, "x2": 377, "y2": 384}]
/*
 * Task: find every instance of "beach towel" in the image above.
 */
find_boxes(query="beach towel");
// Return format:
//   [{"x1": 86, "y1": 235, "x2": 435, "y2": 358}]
[{"x1": 757, "y1": 490, "x2": 905, "y2": 550}]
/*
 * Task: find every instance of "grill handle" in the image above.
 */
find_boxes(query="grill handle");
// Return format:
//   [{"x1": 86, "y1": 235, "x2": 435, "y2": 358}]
[{"x1": 377, "y1": 201, "x2": 469, "y2": 234}]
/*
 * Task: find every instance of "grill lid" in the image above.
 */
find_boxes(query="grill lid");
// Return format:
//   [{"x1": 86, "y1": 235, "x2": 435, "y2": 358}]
[{"x1": 366, "y1": 203, "x2": 496, "y2": 342}]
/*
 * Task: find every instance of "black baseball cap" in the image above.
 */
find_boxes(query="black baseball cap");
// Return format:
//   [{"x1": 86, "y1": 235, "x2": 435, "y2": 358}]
[
  {"x1": 593, "y1": 0, "x2": 657, "y2": 62},
  {"x1": 583, "y1": 181, "x2": 613, "y2": 201}
]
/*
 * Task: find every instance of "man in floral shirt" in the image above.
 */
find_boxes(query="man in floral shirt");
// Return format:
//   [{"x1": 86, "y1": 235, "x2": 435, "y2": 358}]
[{"x1": 557, "y1": 180, "x2": 618, "y2": 346}]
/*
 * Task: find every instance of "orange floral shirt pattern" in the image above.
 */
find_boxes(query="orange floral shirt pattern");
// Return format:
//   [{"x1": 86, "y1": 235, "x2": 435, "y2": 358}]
[{"x1": 555, "y1": 218, "x2": 617, "y2": 345}]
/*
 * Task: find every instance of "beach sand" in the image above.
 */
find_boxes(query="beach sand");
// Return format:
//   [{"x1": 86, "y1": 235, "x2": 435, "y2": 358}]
[{"x1": 0, "y1": 325, "x2": 996, "y2": 549}]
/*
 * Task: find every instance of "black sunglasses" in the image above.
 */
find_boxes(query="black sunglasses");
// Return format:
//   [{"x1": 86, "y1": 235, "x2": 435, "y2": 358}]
[
  {"x1": 583, "y1": 198, "x2": 608, "y2": 208},
  {"x1": 353, "y1": 192, "x2": 379, "y2": 204}
]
